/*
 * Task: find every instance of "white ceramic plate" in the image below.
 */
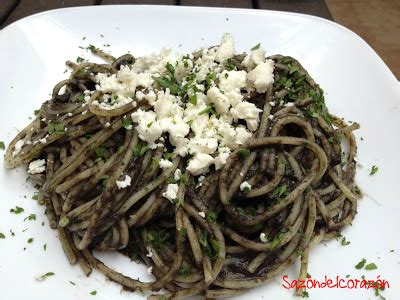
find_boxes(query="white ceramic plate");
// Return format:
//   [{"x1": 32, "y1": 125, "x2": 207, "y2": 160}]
[{"x1": 0, "y1": 5, "x2": 399, "y2": 300}]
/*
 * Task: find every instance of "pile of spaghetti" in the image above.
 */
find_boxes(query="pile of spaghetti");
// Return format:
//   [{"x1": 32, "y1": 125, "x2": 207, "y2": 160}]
[{"x1": 5, "y1": 37, "x2": 360, "y2": 299}]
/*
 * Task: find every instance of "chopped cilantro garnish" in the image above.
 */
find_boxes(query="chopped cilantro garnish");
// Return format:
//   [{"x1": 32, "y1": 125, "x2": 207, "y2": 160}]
[
  {"x1": 10, "y1": 206, "x2": 24, "y2": 214},
  {"x1": 34, "y1": 109, "x2": 40, "y2": 115},
  {"x1": 95, "y1": 146, "x2": 107, "y2": 159},
  {"x1": 251, "y1": 43, "x2": 261, "y2": 51},
  {"x1": 90, "y1": 291, "x2": 97, "y2": 295},
  {"x1": 355, "y1": 258, "x2": 366, "y2": 269},
  {"x1": 188, "y1": 95, "x2": 197, "y2": 105},
  {"x1": 152, "y1": 76, "x2": 181, "y2": 95},
  {"x1": 24, "y1": 214, "x2": 36, "y2": 221},
  {"x1": 122, "y1": 117, "x2": 132, "y2": 130},
  {"x1": 204, "y1": 71, "x2": 216, "y2": 89},
  {"x1": 133, "y1": 144, "x2": 150, "y2": 157},
  {"x1": 365, "y1": 263, "x2": 377, "y2": 270},
  {"x1": 287, "y1": 64, "x2": 299, "y2": 74},
  {"x1": 76, "y1": 56, "x2": 85, "y2": 63},
  {"x1": 69, "y1": 281, "x2": 76, "y2": 285},
  {"x1": 199, "y1": 104, "x2": 217, "y2": 116},
  {"x1": 0, "y1": 141, "x2": 5, "y2": 150},
  {"x1": 237, "y1": 148, "x2": 250, "y2": 159},
  {"x1": 206, "y1": 211, "x2": 217, "y2": 222},
  {"x1": 59, "y1": 216, "x2": 70, "y2": 227},
  {"x1": 27, "y1": 238, "x2": 34, "y2": 243},
  {"x1": 32, "y1": 194, "x2": 39, "y2": 200},
  {"x1": 77, "y1": 94, "x2": 85, "y2": 102},
  {"x1": 0, "y1": 232, "x2": 5, "y2": 239},
  {"x1": 341, "y1": 236, "x2": 351, "y2": 246},
  {"x1": 301, "y1": 290, "x2": 309, "y2": 298},
  {"x1": 43, "y1": 244, "x2": 47, "y2": 251},
  {"x1": 370, "y1": 165, "x2": 378, "y2": 175},
  {"x1": 48, "y1": 123, "x2": 65, "y2": 135},
  {"x1": 177, "y1": 266, "x2": 191, "y2": 278},
  {"x1": 271, "y1": 184, "x2": 288, "y2": 201},
  {"x1": 225, "y1": 58, "x2": 236, "y2": 71}
]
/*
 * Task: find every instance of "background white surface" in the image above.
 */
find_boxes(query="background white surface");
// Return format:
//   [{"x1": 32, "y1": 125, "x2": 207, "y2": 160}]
[{"x1": 0, "y1": 5, "x2": 399, "y2": 300}]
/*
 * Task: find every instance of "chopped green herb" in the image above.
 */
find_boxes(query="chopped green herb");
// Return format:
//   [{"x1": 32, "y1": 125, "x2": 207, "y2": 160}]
[
  {"x1": 224, "y1": 72, "x2": 229, "y2": 79},
  {"x1": 122, "y1": 117, "x2": 132, "y2": 130},
  {"x1": 365, "y1": 263, "x2": 377, "y2": 270},
  {"x1": 76, "y1": 56, "x2": 85, "y2": 63},
  {"x1": 10, "y1": 206, "x2": 24, "y2": 214},
  {"x1": 48, "y1": 123, "x2": 65, "y2": 135},
  {"x1": 288, "y1": 64, "x2": 299, "y2": 74},
  {"x1": 0, "y1": 141, "x2": 5, "y2": 150},
  {"x1": 69, "y1": 281, "x2": 76, "y2": 285},
  {"x1": 0, "y1": 232, "x2": 5, "y2": 239},
  {"x1": 271, "y1": 184, "x2": 288, "y2": 201},
  {"x1": 370, "y1": 165, "x2": 378, "y2": 175},
  {"x1": 24, "y1": 214, "x2": 36, "y2": 221},
  {"x1": 145, "y1": 229, "x2": 173, "y2": 250},
  {"x1": 90, "y1": 291, "x2": 97, "y2": 295},
  {"x1": 237, "y1": 148, "x2": 250, "y2": 159},
  {"x1": 301, "y1": 290, "x2": 309, "y2": 298},
  {"x1": 199, "y1": 104, "x2": 217, "y2": 116},
  {"x1": 95, "y1": 146, "x2": 107, "y2": 159},
  {"x1": 225, "y1": 58, "x2": 236, "y2": 71},
  {"x1": 43, "y1": 244, "x2": 47, "y2": 251},
  {"x1": 355, "y1": 258, "x2": 366, "y2": 269},
  {"x1": 204, "y1": 71, "x2": 216, "y2": 89},
  {"x1": 10, "y1": 229, "x2": 15, "y2": 236},
  {"x1": 27, "y1": 238, "x2": 34, "y2": 243},
  {"x1": 390, "y1": 249, "x2": 394, "y2": 252},
  {"x1": 45, "y1": 272, "x2": 55, "y2": 277},
  {"x1": 206, "y1": 211, "x2": 218, "y2": 222},
  {"x1": 32, "y1": 194, "x2": 39, "y2": 200},
  {"x1": 166, "y1": 62, "x2": 175, "y2": 75},
  {"x1": 360, "y1": 137, "x2": 364, "y2": 141},
  {"x1": 177, "y1": 266, "x2": 191, "y2": 278},
  {"x1": 152, "y1": 76, "x2": 181, "y2": 95},
  {"x1": 133, "y1": 144, "x2": 150, "y2": 157},
  {"x1": 270, "y1": 232, "x2": 284, "y2": 249},
  {"x1": 341, "y1": 236, "x2": 351, "y2": 246},
  {"x1": 77, "y1": 94, "x2": 85, "y2": 102},
  {"x1": 34, "y1": 109, "x2": 40, "y2": 115},
  {"x1": 59, "y1": 216, "x2": 70, "y2": 227},
  {"x1": 179, "y1": 228, "x2": 187, "y2": 238},
  {"x1": 251, "y1": 43, "x2": 261, "y2": 51},
  {"x1": 188, "y1": 95, "x2": 197, "y2": 105}
]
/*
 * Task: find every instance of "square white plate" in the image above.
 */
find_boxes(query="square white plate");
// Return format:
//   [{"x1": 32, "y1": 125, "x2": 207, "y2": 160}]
[{"x1": 0, "y1": 5, "x2": 399, "y2": 300}]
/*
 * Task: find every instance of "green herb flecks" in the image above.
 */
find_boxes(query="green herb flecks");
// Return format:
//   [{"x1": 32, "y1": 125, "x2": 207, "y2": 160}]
[
  {"x1": 48, "y1": 123, "x2": 65, "y2": 135},
  {"x1": 370, "y1": 165, "x2": 378, "y2": 175},
  {"x1": 10, "y1": 206, "x2": 24, "y2": 214}
]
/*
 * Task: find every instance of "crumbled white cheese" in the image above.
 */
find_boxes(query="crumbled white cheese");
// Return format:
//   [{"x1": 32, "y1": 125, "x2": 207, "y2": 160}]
[
  {"x1": 230, "y1": 102, "x2": 262, "y2": 132},
  {"x1": 67, "y1": 112, "x2": 73, "y2": 117},
  {"x1": 162, "y1": 183, "x2": 179, "y2": 202},
  {"x1": 284, "y1": 102, "x2": 295, "y2": 107},
  {"x1": 116, "y1": 175, "x2": 131, "y2": 189},
  {"x1": 147, "y1": 267, "x2": 153, "y2": 274},
  {"x1": 240, "y1": 181, "x2": 252, "y2": 192},
  {"x1": 39, "y1": 137, "x2": 47, "y2": 144},
  {"x1": 12, "y1": 139, "x2": 24, "y2": 157},
  {"x1": 269, "y1": 101, "x2": 275, "y2": 107},
  {"x1": 268, "y1": 115, "x2": 274, "y2": 120},
  {"x1": 81, "y1": 110, "x2": 88, "y2": 115},
  {"x1": 146, "y1": 247, "x2": 153, "y2": 258},
  {"x1": 260, "y1": 232, "x2": 268, "y2": 243},
  {"x1": 159, "y1": 158, "x2": 173, "y2": 169},
  {"x1": 28, "y1": 159, "x2": 46, "y2": 174},
  {"x1": 242, "y1": 47, "x2": 266, "y2": 70},
  {"x1": 187, "y1": 153, "x2": 214, "y2": 176},
  {"x1": 174, "y1": 168, "x2": 182, "y2": 181},
  {"x1": 198, "y1": 211, "x2": 206, "y2": 218},
  {"x1": 215, "y1": 33, "x2": 235, "y2": 63},
  {"x1": 105, "y1": 122, "x2": 111, "y2": 128},
  {"x1": 247, "y1": 59, "x2": 275, "y2": 93},
  {"x1": 198, "y1": 175, "x2": 205, "y2": 183},
  {"x1": 207, "y1": 87, "x2": 230, "y2": 114},
  {"x1": 218, "y1": 70, "x2": 247, "y2": 93},
  {"x1": 240, "y1": 172, "x2": 244, "y2": 177},
  {"x1": 214, "y1": 147, "x2": 231, "y2": 170}
]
